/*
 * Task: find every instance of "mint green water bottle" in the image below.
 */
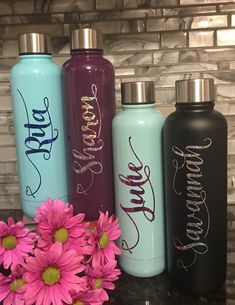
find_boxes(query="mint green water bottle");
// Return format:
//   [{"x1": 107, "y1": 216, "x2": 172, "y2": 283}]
[
  {"x1": 10, "y1": 33, "x2": 68, "y2": 217},
  {"x1": 112, "y1": 81, "x2": 165, "y2": 277}
]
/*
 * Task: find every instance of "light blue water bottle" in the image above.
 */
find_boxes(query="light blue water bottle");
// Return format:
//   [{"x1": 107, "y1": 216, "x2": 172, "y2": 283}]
[
  {"x1": 112, "y1": 81, "x2": 165, "y2": 277},
  {"x1": 10, "y1": 33, "x2": 68, "y2": 217}
]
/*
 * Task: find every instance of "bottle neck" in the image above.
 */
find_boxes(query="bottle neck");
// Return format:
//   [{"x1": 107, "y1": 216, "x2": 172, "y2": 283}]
[
  {"x1": 70, "y1": 49, "x2": 103, "y2": 57},
  {"x1": 176, "y1": 101, "x2": 214, "y2": 112},
  {"x1": 122, "y1": 103, "x2": 155, "y2": 110},
  {"x1": 19, "y1": 54, "x2": 52, "y2": 61}
]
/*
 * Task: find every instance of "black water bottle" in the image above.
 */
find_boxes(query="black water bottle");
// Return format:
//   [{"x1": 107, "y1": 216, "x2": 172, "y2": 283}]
[{"x1": 163, "y1": 78, "x2": 227, "y2": 295}]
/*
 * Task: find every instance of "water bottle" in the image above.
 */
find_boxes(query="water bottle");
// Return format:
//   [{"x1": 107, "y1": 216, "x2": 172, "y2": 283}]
[
  {"x1": 163, "y1": 78, "x2": 227, "y2": 294},
  {"x1": 62, "y1": 28, "x2": 115, "y2": 222},
  {"x1": 112, "y1": 81, "x2": 165, "y2": 277},
  {"x1": 10, "y1": 33, "x2": 68, "y2": 218}
]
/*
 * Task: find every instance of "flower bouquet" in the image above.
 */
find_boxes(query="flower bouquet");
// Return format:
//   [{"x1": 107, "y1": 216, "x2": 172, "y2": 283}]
[{"x1": 0, "y1": 199, "x2": 122, "y2": 305}]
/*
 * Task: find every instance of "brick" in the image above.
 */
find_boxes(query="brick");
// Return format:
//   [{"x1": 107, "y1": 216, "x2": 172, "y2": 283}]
[
  {"x1": 189, "y1": 30, "x2": 214, "y2": 47},
  {"x1": 217, "y1": 29, "x2": 235, "y2": 46}
]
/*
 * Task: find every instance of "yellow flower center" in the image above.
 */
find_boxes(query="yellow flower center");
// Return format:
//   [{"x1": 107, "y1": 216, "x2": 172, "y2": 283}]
[
  {"x1": 2, "y1": 235, "x2": 17, "y2": 250},
  {"x1": 54, "y1": 227, "x2": 69, "y2": 244},
  {"x1": 42, "y1": 267, "x2": 61, "y2": 286},
  {"x1": 94, "y1": 278, "x2": 103, "y2": 289},
  {"x1": 9, "y1": 279, "x2": 26, "y2": 292},
  {"x1": 73, "y1": 301, "x2": 84, "y2": 305},
  {"x1": 99, "y1": 232, "x2": 109, "y2": 249}
]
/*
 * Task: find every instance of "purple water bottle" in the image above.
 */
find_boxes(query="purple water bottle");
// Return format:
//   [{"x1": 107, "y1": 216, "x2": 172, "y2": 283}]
[{"x1": 62, "y1": 28, "x2": 115, "y2": 222}]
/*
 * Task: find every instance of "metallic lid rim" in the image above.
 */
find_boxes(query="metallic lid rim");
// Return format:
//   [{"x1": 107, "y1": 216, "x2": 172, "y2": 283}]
[
  {"x1": 71, "y1": 47, "x2": 103, "y2": 50},
  {"x1": 175, "y1": 78, "x2": 215, "y2": 103},
  {"x1": 122, "y1": 101, "x2": 155, "y2": 105},
  {"x1": 121, "y1": 81, "x2": 155, "y2": 104},
  {"x1": 19, "y1": 51, "x2": 52, "y2": 54},
  {"x1": 71, "y1": 28, "x2": 103, "y2": 50},
  {"x1": 19, "y1": 33, "x2": 52, "y2": 54}
]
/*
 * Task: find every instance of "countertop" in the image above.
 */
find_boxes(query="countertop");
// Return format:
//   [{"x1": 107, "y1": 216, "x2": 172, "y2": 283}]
[
  {"x1": 0, "y1": 269, "x2": 233, "y2": 305},
  {"x1": 107, "y1": 267, "x2": 235, "y2": 305}
]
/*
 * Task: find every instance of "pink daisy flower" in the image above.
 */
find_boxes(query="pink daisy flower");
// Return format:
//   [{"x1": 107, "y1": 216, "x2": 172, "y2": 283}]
[
  {"x1": 0, "y1": 217, "x2": 36, "y2": 269},
  {"x1": 86, "y1": 261, "x2": 121, "y2": 300},
  {"x1": 69, "y1": 278, "x2": 108, "y2": 305},
  {"x1": 0, "y1": 265, "x2": 26, "y2": 305},
  {"x1": 35, "y1": 198, "x2": 73, "y2": 224},
  {"x1": 23, "y1": 242, "x2": 85, "y2": 305},
  {"x1": 34, "y1": 199, "x2": 87, "y2": 255},
  {"x1": 69, "y1": 289, "x2": 106, "y2": 305},
  {"x1": 87, "y1": 212, "x2": 121, "y2": 265}
]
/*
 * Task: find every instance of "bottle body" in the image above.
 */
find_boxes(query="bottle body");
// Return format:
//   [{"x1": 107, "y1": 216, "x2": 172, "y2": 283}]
[
  {"x1": 63, "y1": 50, "x2": 115, "y2": 221},
  {"x1": 10, "y1": 55, "x2": 68, "y2": 217},
  {"x1": 112, "y1": 105, "x2": 165, "y2": 277},
  {"x1": 164, "y1": 103, "x2": 227, "y2": 294}
]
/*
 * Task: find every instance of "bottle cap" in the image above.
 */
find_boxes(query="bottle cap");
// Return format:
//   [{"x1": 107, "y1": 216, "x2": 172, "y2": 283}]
[
  {"x1": 121, "y1": 81, "x2": 155, "y2": 104},
  {"x1": 71, "y1": 28, "x2": 103, "y2": 50},
  {"x1": 19, "y1": 33, "x2": 52, "y2": 55},
  {"x1": 176, "y1": 78, "x2": 215, "y2": 103}
]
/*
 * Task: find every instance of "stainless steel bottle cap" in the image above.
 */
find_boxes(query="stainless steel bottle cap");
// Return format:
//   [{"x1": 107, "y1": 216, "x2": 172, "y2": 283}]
[
  {"x1": 121, "y1": 81, "x2": 155, "y2": 104},
  {"x1": 176, "y1": 78, "x2": 215, "y2": 103},
  {"x1": 19, "y1": 33, "x2": 52, "y2": 54},
  {"x1": 71, "y1": 28, "x2": 103, "y2": 50}
]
